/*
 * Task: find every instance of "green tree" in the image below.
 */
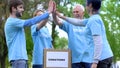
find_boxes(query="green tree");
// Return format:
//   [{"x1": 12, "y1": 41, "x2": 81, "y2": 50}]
[
  {"x1": 101, "y1": 0, "x2": 120, "y2": 62},
  {"x1": 3, "y1": 0, "x2": 120, "y2": 67},
  {"x1": 0, "y1": 0, "x2": 9, "y2": 68}
]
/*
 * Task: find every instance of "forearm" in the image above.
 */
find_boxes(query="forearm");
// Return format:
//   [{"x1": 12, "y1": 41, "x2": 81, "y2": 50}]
[
  {"x1": 53, "y1": 13, "x2": 62, "y2": 26},
  {"x1": 24, "y1": 12, "x2": 49, "y2": 26},
  {"x1": 36, "y1": 20, "x2": 48, "y2": 31},
  {"x1": 93, "y1": 35, "x2": 103, "y2": 64},
  {"x1": 65, "y1": 17, "x2": 85, "y2": 26}
]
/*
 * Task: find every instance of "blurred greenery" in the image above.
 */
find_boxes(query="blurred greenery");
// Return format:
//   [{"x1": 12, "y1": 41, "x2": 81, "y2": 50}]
[{"x1": 0, "y1": 0, "x2": 120, "y2": 68}]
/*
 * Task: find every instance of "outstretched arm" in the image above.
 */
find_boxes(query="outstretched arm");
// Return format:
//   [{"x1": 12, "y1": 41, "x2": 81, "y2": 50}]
[
  {"x1": 24, "y1": 0, "x2": 54, "y2": 27},
  {"x1": 24, "y1": 13, "x2": 49, "y2": 27},
  {"x1": 56, "y1": 11, "x2": 87, "y2": 26}
]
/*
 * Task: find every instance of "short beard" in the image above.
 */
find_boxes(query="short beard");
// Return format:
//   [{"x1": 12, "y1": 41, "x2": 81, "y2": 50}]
[{"x1": 16, "y1": 11, "x2": 22, "y2": 17}]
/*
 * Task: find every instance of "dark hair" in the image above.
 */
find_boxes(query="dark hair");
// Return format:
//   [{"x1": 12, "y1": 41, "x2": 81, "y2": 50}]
[
  {"x1": 86, "y1": 0, "x2": 101, "y2": 11},
  {"x1": 9, "y1": 0, "x2": 24, "y2": 13}
]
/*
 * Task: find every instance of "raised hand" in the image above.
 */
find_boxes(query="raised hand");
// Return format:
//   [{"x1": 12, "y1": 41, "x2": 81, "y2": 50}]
[
  {"x1": 56, "y1": 11, "x2": 66, "y2": 20},
  {"x1": 53, "y1": 1, "x2": 56, "y2": 13},
  {"x1": 48, "y1": 0, "x2": 54, "y2": 13},
  {"x1": 55, "y1": 11, "x2": 61, "y2": 17}
]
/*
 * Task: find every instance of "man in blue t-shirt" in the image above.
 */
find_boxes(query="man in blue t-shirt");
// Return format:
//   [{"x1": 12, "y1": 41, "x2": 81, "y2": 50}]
[
  {"x1": 4, "y1": 0, "x2": 54, "y2": 68},
  {"x1": 53, "y1": 4, "x2": 92, "y2": 68}
]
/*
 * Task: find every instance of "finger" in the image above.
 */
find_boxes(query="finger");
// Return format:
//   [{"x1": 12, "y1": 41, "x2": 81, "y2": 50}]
[
  {"x1": 48, "y1": 0, "x2": 54, "y2": 12},
  {"x1": 53, "y1": 1, "x2": 56, "y2": 12},
  {"x1": 49, "y1": 0, "x2": 53, "y2": 6},
  {"x1": 56, "y1": 11, "x2": 60, "y2": 15}
]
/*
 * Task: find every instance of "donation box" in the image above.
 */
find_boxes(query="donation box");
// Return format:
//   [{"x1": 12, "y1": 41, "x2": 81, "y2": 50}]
[{"x1": 43, "y1": 49, "x2": 71, "y2": 68}]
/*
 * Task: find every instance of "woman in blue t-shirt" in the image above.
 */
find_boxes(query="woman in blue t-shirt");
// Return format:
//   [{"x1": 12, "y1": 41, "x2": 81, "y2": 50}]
[
  {"x1": 31, "y1": 10, "x2": 53, "y2": 68},
  {"x1": 54, "y1": 0, "x2": 113, "y2": 68}
]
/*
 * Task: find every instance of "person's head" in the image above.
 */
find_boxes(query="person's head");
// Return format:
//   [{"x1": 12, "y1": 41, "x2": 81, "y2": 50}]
[
  {"x1": 9, "y1": 0, "x2": 24, "y2": 17},
  {"x1": 86, "y1": 0, "x2": 101, "y2": 15},
  {"x1": 72, "y1": 4, "x2": 85, "y2": 19},
  {"x1": 33, "y1": 10, "x2": 44, "y2": 17}
]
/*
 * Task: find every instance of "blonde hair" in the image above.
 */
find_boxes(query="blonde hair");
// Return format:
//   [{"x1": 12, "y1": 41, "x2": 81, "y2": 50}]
[{"x1": 33, "y1": 10, "x2": 44, "y2": 17}]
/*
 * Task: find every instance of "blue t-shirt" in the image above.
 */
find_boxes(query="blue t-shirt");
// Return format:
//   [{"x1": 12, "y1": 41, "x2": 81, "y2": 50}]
[
  {"x1": 31, "y1": 25, "x2": 52, "y2": 65},
  {"x1": 4, "y1": 17, "x2": 28, "y2": 61},
  {"x1": 4, "y1": 12, "x2": 49, "y2": 62},
  {"x1": 60, "y1": 21, "x2": 91, "y2": 63},
  {"x1": 85, "y1": 14, "x2": 113, "y2": 62}
]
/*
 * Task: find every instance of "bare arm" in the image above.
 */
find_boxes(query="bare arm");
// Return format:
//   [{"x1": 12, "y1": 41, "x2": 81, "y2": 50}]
[
  {"x1": 36, "y1": 0, "x2": 54, "y2": 30},
  {"x1": 52, "y1": 12, "x2": 63, "y2": 26},
  {"x1": 55, "y1": 11, "x2": 67, "y2": 20},
  {"x1": 36, "y1": 19, "x2": 48, "y2": 31}
]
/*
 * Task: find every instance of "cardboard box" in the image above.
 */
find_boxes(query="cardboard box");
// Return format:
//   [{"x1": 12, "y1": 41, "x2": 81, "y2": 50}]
[{"x1": 43, "y1": 49, "x2": 71, "y2": 68}]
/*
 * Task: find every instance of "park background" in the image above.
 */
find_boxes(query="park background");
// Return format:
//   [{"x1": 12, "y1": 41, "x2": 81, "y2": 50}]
[{"x1": 0, "y1": 0, "x2": 120, "y2": 68}]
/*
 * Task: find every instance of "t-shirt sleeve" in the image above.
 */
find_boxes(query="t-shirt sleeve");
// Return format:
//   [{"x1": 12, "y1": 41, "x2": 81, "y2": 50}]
[
  {"x1": 11, "y1": 19, "x2": 25, "y2": 28},
  {"x1": 31, "y1": 24, "x2": 38, "y2": 36},
  {"x1": 88, "y1": 19, "x2": 102, "y2": 35},
  {"x1": 83, "y1": 19, "x2": 88, "y2": 25},
  {"x1": 59, "y1": 21, "x2": 70, "y2": 33}
]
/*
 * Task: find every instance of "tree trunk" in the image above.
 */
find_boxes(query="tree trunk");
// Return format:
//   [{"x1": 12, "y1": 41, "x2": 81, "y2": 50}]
[
  {"x1": 0, "y1": 57, "x2": 6, "y2": 68},
  {"x1": 51, "y1": 22, "x2": 57, "y2": 47},
  {"x1": 0, "y1": 28, "x2": 8, "y2": 68}
]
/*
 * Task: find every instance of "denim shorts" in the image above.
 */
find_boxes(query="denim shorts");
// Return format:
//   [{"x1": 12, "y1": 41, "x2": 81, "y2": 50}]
[{"x1": 10, "y1": 59, "x2": 28, "y2": 68}]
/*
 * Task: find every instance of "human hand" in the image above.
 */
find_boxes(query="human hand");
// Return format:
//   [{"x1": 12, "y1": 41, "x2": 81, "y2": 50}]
[
  {"x1": 53, "y1": 1, "x2": 56, "y2": 13},
  {"x1": 52, "y1": 0, "x2": 56, "y2": 19},
  {"x1": 91, "y1": 63, "x2": 97, "y2": 68},
  {"x1": 55, "y1": 11, "x2": 62, "y2": 18},
  {"x1": 48, "y1": 0, "x2": 54, "y2": 13},
  {"x1": 55, "y1": 11, "x2": 66, "y2": 20},
  {"x1": 52, "y1": 1, "x2": 56, "y2": 18}
]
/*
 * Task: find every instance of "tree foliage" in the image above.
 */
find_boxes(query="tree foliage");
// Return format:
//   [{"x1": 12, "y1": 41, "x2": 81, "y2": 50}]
[
  {"x1": 101, "y1": 0, "x2": 120, "y2": 61},
  {"x1": 0, "y1": 0, "x2": 9, "y2": 68}
]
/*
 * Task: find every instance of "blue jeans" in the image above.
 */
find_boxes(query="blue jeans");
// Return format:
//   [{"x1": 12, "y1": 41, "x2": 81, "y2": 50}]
[
  {"x1": 72, "y1": 62, "x2": 92, "y2": 68},
  {"x1": 10, "y1": 59, "x2": 28, "y2": 68},
  {"x1": 32, "y1": 65, "x2": 43, "y2": 68}
]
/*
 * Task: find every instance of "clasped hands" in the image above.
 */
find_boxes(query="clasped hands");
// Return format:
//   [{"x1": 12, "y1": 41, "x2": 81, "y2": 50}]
[{"x1": 48, "y1": 0, "x2": 64, "y2": 19}]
